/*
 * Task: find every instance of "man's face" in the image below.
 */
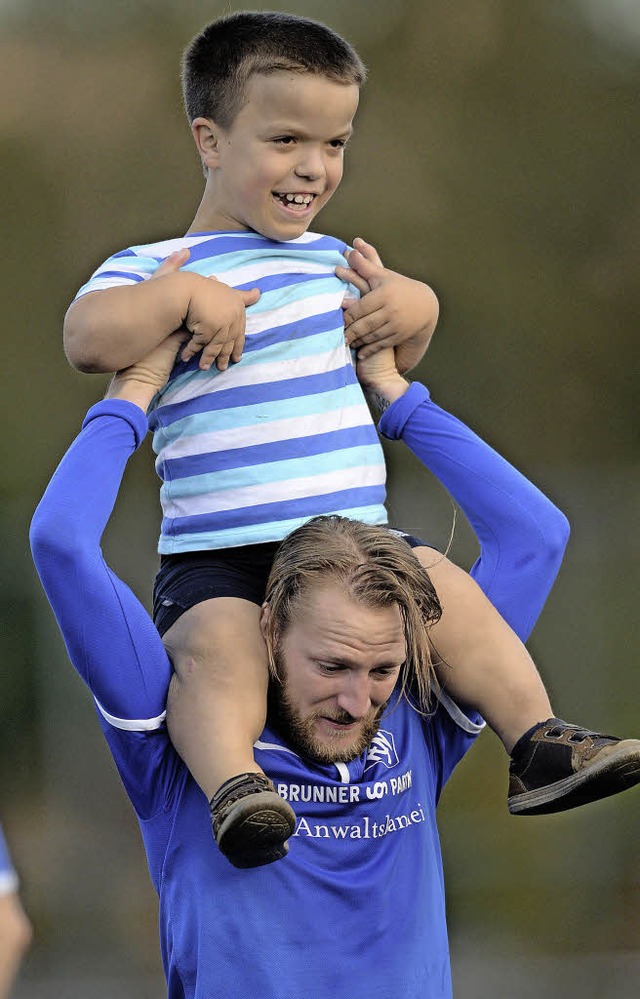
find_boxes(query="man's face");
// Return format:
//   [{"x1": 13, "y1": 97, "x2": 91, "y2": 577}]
[
  {"x1": 263, "y1": 582, "x2": 406, "y2": 764},
  {"x1": 197, "y1": 71, "x2": 359, "y2": 241}
]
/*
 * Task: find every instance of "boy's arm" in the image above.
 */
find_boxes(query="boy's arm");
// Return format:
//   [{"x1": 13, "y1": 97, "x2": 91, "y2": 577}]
[
  {"x1": 64, "y1": 248, "x2": 260, "y2": 374},
  {"x1": 358, "y1": 353, "x2": 570, "y2": 641},
  {"x1": 336, "y1": 238, "x2": 438, "y2": 374}
]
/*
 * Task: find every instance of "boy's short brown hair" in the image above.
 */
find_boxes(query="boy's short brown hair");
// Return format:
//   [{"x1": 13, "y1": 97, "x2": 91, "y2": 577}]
[{"x1": 182, "y1": 10, "x2": 367, "y2": 129}]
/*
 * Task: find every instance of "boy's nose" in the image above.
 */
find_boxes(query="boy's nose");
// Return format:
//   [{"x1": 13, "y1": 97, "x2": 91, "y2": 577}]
[{"x1": 294, "y1": 149, "x2": 326, "y2": 181}]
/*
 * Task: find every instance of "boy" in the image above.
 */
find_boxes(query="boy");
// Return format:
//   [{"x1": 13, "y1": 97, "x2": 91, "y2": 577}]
[{"x1": 63, "y1": 11, "x2": 640, "y2": 869}]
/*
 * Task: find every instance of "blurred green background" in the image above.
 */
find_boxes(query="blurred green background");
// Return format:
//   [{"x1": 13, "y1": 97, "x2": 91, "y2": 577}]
[{"x1": 1, "y1": 0, "x2": 638, "y2": 995}]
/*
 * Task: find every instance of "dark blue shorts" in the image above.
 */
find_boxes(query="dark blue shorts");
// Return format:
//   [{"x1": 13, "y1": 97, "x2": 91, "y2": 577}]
[{"x1": 153, "y1": 531, "x2": 428, "y2": 637}]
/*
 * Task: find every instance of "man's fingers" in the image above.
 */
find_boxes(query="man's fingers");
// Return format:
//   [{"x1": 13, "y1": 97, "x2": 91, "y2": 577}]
[
  {"x1": 150, "y1": 247, "x2": 191, "y2": 280},
  {"x1": 180, "y1": 341, "x2": 200, "y2": 363},
  {"x1": 155, "y1": 331, "x2": 191, "y2": 368}
]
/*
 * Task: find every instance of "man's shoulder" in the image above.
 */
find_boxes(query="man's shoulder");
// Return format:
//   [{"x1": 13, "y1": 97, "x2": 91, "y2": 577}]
[{"x1": 383, "y1": 690, "x2": 484, "y2": 772}]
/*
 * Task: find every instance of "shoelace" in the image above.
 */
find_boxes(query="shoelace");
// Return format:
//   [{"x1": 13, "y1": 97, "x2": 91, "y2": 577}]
[{"x1": 544, "y1": 726, "x2": 613, "y2": 745}]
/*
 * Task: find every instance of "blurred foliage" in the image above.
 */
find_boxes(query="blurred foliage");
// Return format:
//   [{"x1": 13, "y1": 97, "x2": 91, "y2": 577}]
[{"x1": 1, "y1": 0, "x2": 638, "y2": 993}]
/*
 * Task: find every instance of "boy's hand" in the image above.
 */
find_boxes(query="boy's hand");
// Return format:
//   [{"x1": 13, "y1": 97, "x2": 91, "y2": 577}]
[
  {"x1": 336, "y1": 237, "x2": 439, "y2": 374},
  {"x1": 150, "y1": 249, "x2": 260, "y2": 372}
]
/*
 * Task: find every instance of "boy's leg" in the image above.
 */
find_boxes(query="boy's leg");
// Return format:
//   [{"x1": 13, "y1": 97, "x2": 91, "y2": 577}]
[
  {"x1": 163, "y1": 596, "x2": 295, "y2": 867},
  {"x1": 415, "y1": 546, "x2": 640, "y2": 814},
  {"x1": 415, "y1": 547, "x2": 552, "y2": 751}
]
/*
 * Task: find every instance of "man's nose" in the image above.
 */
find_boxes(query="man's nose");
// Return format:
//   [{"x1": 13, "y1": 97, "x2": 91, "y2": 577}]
[{"x1": 336, "y1": 676, "x2": 372, "y2": 720}]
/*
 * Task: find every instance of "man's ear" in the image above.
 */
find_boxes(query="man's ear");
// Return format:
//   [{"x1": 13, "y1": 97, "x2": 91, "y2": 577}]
[
  {"x1": 190, "y1": 117, "x2": 224, "y2": 170},
  {"x1": 259, "y1": 601, "x2": 271, "y2": 641}
]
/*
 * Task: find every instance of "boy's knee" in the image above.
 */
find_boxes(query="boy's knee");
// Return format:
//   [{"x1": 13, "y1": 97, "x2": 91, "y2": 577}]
[{"x1": 163, "y1": 598, "x2": 266, "y2": 683}]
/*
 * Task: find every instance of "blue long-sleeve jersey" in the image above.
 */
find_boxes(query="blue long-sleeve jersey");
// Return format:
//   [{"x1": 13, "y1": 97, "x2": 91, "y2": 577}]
[
  {"x1": 0, "y1": 825, "x2": 19, "y2": 897},
  {"x1": 30, "y1": 382, "x2": 569, "y2": 999}
]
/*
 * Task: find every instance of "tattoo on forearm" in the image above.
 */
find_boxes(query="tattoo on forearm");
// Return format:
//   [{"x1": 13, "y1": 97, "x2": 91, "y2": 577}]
[{"x1": 365, "y1": 388, "x2": 392, "y2": 415}]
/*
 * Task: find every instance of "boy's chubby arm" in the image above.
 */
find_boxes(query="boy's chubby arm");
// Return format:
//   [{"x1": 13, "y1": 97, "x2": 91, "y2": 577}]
[
  {"x1": 63, "y1": 247, "x2": 260, "y2": 375},
  {"x1": 336, "y1": 237, "x2": 439, "y2": 374}
]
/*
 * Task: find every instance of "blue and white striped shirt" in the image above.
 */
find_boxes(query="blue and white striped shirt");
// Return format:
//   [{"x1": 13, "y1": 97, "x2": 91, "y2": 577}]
[{"x1": 75, "y1": 230, "x2": 388, "y2": 552}]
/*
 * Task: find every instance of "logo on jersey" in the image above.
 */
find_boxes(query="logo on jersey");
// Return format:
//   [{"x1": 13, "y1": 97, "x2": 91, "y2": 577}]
[{"x1": 364, "y1": 729, "x2": 399, "y2": 772}]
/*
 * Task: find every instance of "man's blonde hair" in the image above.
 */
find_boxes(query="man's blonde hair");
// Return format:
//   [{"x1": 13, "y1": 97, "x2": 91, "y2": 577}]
[{"x1": 264, "y1": 515, "x2": 441, "y2": 710}]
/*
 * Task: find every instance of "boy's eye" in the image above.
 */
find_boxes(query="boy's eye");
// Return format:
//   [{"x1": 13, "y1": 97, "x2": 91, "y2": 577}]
[
  {"x1": 274, "y1": 136, "x2": 296, "y2": 145},
  {"x1": 329, "y1": 139, "x2": 347, "y2": 149}
]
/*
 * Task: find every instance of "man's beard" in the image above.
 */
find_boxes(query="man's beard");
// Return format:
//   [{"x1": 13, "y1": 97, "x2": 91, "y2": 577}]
[{"x1": 268, "y1": 663, "x2": 385, "y2": 765}]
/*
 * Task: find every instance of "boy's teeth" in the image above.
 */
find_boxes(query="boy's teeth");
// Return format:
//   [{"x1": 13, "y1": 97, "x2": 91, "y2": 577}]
[{"x1": 282, "y1": 193, "x2": 313, "y2": 204}]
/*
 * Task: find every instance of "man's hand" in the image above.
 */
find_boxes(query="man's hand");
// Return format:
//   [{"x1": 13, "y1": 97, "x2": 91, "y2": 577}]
[
  {"x1": 336, "y1": 237, "x2": 439, "y2": 374},
  {"x1": 104, "y1": 330, "x2": 188, "y2": 412},
  {"x1": 152, "y1": 248, "x2": 260, "y2": 372},
  {"x1": 356, "y1": 345, "x2": 410, "y2": 415}
]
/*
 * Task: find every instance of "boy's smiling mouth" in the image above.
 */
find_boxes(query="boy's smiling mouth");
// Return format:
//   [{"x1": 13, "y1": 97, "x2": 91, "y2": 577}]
[{"x1": 273, "y1": 192, "x2": 316, "y2": 210}]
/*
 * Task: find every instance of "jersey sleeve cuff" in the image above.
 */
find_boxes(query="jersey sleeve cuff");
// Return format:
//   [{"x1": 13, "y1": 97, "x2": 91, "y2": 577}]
[
  {"x1": 82, "y1": 399, "x2": 149, "y2": 449},
  {"x1": 378, "y1": 382, "x2": 431, "y2": 440}
]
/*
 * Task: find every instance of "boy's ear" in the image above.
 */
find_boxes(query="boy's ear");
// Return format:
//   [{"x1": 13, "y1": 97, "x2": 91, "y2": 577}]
[{"x1": 191, "y1": 117, "x2": 223, "y2": 169}]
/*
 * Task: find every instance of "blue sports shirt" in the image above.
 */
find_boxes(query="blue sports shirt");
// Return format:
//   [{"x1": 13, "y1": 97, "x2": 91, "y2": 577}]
[
  {"x1": 30, "y1": 383, "x2": 569, "y2": 998},
  {"x1": 0, "y1": 825, "x2": 19, "y2": 897}
]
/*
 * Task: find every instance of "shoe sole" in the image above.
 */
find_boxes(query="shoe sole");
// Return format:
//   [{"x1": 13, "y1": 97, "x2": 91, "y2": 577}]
[
  {"x1": 509, "y1": 743, "x2": 640, "y2": 815},
  {"x1": 217, "y1": 791, "x2": 296, "y2": 869}
]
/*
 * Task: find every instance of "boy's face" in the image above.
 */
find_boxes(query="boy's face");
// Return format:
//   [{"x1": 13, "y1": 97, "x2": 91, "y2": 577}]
[{"x1": 195, "y1": 71, "x2": 359, "y2": 241}]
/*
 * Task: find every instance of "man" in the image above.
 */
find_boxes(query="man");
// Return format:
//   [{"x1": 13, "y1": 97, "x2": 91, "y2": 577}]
[
  {"x1": 30, "y1": 335, "x2": 640, "y2": 998},
  {"x1": 0, "y1": 825, "x2": 31, "y2": 999}
]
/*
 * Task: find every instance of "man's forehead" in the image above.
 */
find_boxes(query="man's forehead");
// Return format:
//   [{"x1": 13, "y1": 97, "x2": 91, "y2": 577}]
[{"x1": 288, "y1": 582, "x2": 405, "y2": 655}]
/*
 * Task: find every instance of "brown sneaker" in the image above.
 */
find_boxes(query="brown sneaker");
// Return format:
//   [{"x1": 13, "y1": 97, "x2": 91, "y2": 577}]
[
  {"x1": 508, "y1": 718, "x2": 640, "y2": 815},
  {"x1": 210, "y1": 772, "x2": 296, "y2": 868}
]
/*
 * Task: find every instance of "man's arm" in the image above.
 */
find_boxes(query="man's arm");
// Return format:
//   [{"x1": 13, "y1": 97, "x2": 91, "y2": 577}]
[
  {"x1": 0, "y1": 828, "x2": 31, "y2": 999},
  {"x1": 359, "y1": 354, "x2": 569, "y2": 642},
  {"x1": 30, "y1": 335, "x2": 187, "y2": 814},
  {"x1": 64, "y1": 248, "x2": 259, "y2": 374}
]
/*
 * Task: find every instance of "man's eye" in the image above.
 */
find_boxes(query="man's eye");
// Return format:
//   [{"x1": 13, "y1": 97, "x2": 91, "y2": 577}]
[
  {"x1": 374, "y1": 666, "x2": 400, "y2": 678},
  {"x1": 274, "y1": 136, "x2": 296, "y2": 145},
  {"x1": 329, "y1": 139, "x2": 347, "y2": 149},
  {"x1": 319, "y1": 663, "x2": 344, "y2": 674}
]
